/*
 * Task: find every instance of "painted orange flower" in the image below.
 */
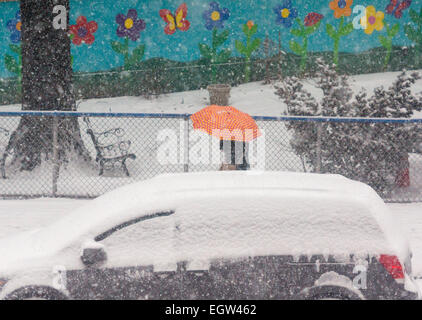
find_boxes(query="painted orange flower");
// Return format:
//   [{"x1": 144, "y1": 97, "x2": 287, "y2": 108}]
[
  {"x1": 329, "y1": 0, "x2": 353, "y2": 19},
  {"x1": 247, "y1": 20, "x2": 254, "y2": 30}
]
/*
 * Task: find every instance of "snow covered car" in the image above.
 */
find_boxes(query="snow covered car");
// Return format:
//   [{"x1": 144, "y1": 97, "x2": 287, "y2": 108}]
[{"x1": 0, "y1": 171, "x2": 419, "y2": 300}]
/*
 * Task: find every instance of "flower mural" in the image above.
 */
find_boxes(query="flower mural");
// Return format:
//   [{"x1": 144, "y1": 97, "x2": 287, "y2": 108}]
[
  {"x1": 69, "y1": 16, "x2": 98, "y2": 45},
  {"x1": 0, "y1": 0, "x2": 421, "y2": 94},
  {"x1": 203, "y1": 2, "x2": 230, "y2": 30},
  {"x1": 6, "y1": 10, "x2": 21, "y2": 44},
  {"x1": 273, "y1": 0, "x2": 298, "y2": 28},
  {"x1": 329, "y1": 0, "x2": 353, "y2": 19},
  {"x1": 361, "y1": 6, "x2": 384, "y2": 35},
  {"x1": 111, "y1": 9, "x2": 147, "y2": 70},
  {"x1": 116, "y1": 9, "x2": 146, "y2": 41}
]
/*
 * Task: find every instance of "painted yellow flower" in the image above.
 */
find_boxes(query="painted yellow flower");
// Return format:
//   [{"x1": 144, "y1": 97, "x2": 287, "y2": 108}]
[{"x1": 361, "y1": 6, "x2": 384, "y2": 35}]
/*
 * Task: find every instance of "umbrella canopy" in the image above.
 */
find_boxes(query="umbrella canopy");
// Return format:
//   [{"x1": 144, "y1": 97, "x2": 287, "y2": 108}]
[{"x1": 190, "y1": 105, "x2": 261, "y2": 142}]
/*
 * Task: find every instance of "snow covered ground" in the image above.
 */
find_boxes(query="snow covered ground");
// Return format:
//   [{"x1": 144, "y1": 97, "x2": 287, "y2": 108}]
[
  {"x1": 0, "y1": 198, "x2": 88, "y2": 239},
  {"x1": 1, "y1": 70, "x2": 422, "y2": 116},
  {"x1": 0, "y1": 198, "x2": 422, "y2": 278}
]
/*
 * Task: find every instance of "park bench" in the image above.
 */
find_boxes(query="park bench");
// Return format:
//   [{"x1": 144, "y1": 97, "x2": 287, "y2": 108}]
[{"x1": 83, "y1": 117, "x2": 136, "y2": 177}]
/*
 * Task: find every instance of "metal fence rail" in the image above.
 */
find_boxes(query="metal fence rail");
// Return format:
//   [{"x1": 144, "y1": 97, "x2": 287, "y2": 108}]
[{"x1": 1, "y1": 111, "x2": 421, "y2": 202}]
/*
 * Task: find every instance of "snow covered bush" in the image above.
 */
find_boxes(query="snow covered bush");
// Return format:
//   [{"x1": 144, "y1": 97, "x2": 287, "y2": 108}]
[{"x1": 275, "y1": 59, "x2": 422, "y2": 195}]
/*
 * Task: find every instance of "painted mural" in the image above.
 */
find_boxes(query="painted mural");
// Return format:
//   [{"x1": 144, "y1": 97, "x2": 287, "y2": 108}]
[{"x1": 0, "y1": 0, "x2": 421, "y2": 103}]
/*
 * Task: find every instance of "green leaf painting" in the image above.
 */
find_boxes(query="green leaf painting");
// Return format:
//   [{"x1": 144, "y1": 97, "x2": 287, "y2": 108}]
[
  {"x1": 235, "y1": 21, "x2": 261, "y2": 82},
  {"x1": 290, "y1": 16, "x2": 322, "y2": 72},
  {"x1": 199, "y1": 28, "x2": 232, "y2": 84},
  {"x1": 111, "y1": 38, "x2": 145, "y2": 69},
  {"x1": 379, "y1": 23, "x2": 400, "y2": 69},
  {"x1": 4, "y1": 44, "x2": 22, "y2": 83},
  {"x1": 326, "y1": 16, "x2": 354, "y2": 66}
]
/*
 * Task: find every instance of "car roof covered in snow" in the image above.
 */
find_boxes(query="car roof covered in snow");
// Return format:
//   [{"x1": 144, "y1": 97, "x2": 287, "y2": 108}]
[
  {"x1": 0, "y1": 171, "x2": 410, "y2": 273},
  {"x1": 143, "y1": 171, "x2": 359, "y2": 193}
]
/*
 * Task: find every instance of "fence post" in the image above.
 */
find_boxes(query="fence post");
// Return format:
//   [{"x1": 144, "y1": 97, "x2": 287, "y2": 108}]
[
  {"x1": 52, "y1": 115, "x2": 59, "y2": 197},
  {"x1": 316, "y1": 122, "x2": 322, "y2": 173},
  {"x1": 184, "y1": 116, "x2": 189, "y2": 173}
]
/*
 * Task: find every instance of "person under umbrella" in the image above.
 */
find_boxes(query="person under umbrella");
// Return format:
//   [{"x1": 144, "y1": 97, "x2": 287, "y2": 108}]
[
  {"x1": 190, "y1": 105, "x2": 260, "y2": 171},
  {"x1": 219, "y1": 140, "x2": 250, "y2": 171}
]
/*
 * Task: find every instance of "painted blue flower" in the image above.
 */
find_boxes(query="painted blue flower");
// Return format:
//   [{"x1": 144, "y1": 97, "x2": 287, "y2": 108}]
[
  {"x1": 203, "y1": 2, "x2": 230, "y2": 30},
  {"x1": 273, "y1": 0, "x2": 298, "y2": 28},
  {"x1": 6, "y1": 10, "x2": 21, "y2": 44}
]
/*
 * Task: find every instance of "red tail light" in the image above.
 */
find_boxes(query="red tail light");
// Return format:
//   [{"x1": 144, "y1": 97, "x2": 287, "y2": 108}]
[{"x1": 379, "y1": 255, "x2": 405, "y2": 279}]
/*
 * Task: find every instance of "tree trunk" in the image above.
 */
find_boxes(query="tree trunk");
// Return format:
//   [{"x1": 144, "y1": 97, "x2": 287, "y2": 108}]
[
  {"x1": 7, "y1": 0, "x2": 89, "y2": 172},
  {"x1": 21, "y1": 0, "x2": 74, "y2": 111}
]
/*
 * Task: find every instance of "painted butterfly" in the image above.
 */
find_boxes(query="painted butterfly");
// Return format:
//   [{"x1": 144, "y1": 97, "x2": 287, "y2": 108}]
[
  {"x1": 385, "y1": 0, "x2": 412, "y2": 19},
  {"x1": 159, "y1": 3, "x2": 190, "y2": 35}
]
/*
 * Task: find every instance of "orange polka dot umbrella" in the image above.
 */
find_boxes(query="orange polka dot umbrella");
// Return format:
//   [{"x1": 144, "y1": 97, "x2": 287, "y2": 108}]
[{"x1": 190, "y1": 105, "x2": 261, "y2": 142}]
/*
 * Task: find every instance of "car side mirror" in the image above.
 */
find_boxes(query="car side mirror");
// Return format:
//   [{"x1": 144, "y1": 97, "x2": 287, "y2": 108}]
[{"x1": 81, "y1": 241, "x2": 107, "y2": 266}]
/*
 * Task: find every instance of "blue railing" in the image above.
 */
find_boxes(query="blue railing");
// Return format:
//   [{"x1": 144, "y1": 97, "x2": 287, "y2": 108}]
[{"x1": 1, "y1": 111, "x2": 422, "y2": 123}]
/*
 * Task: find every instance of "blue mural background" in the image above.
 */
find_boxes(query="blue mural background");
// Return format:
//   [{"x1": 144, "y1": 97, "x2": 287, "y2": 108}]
[{"x1": 0, "y1": 0, "x2": 420, "y2": 78}]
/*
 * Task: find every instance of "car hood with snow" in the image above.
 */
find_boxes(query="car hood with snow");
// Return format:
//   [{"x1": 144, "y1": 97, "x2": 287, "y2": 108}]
[{"x1": 0, "y1": 171, "x2": 412, "y2": 277}]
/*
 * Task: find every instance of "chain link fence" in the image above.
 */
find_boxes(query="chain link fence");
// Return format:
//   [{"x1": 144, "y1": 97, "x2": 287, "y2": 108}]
[{"x1": 1, "y1": 112, "x2": 422, "y2": 202}]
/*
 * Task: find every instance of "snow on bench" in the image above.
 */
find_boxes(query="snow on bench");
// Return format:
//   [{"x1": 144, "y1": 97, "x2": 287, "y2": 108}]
[{"x1": 83, "y1": 117, "x2": 136, "y2": 177}]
